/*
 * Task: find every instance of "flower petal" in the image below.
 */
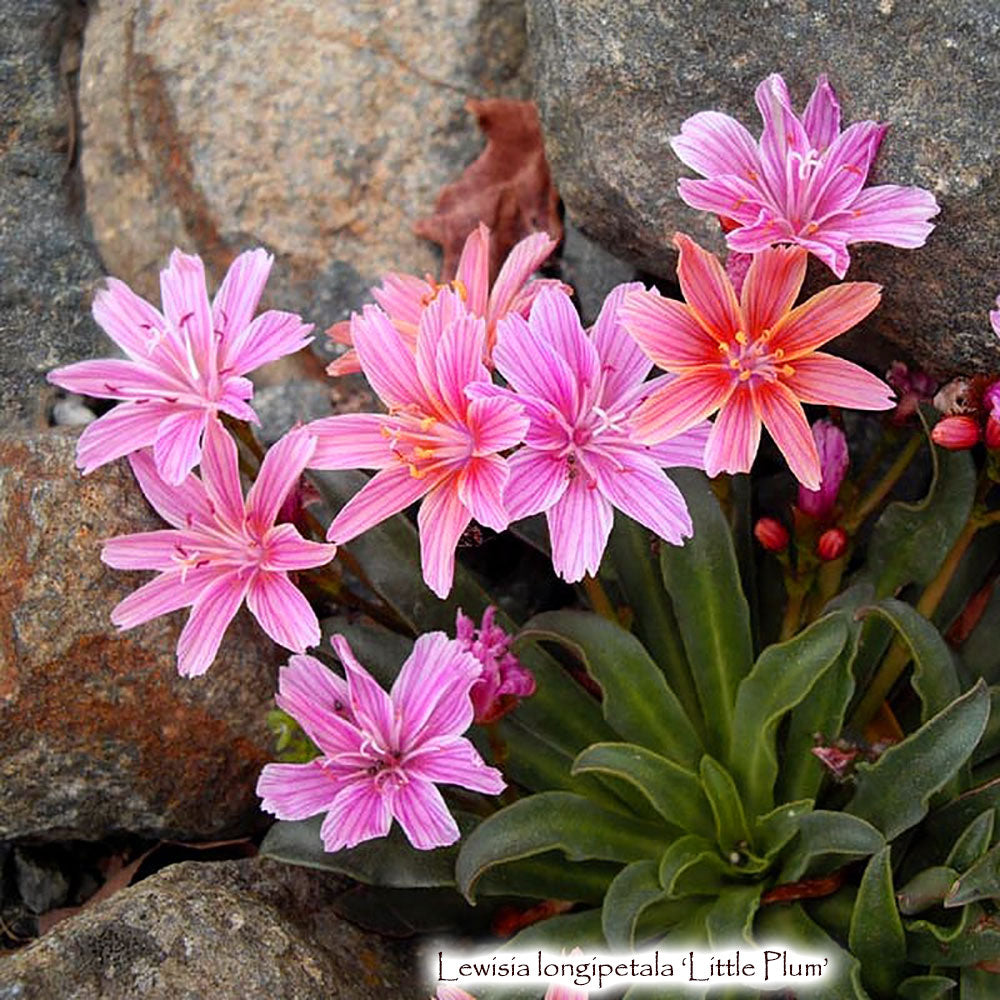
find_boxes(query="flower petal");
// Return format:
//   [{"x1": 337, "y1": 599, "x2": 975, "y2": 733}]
[
  {"x1": 704, "y1": 388, "x2": 762, "y2": 477},
  {"x1": 676, "y1": 175, "x2": 768, "y2": 225},
  {"x1": 109, "y1": 564, "x2": 222, "y2": 629},
  {"x1": 740, "y1": 245, "x2": 808, "y2": 334},
  {"x1": 755, "y1": 380, "x2": 821, "y2": 490},
  {"x1": 212, "y1": 248, "x2": 272, "y2": 340},
  {"x1": 91, "y1": 277, "x2": 171, "y2": 363},
  {"x1": 466, "y1": 395, "x2": 529, "y2": 455},
  {"x1": 809, "y1": 121, "x2": 886, "y2": 219},
  {"x1": 504, "y1": 448, "x2": 569, "y2": 520},
  {"x1": 351, "y1": 304, "x2": 424, "y2": 409},
  {"x1": 673, "y1": 233, "x2": 742, "y2": 342},
  {"x1": 224, "y1": 310, "x2": 313, "y2": 376},
  {"x1": 101, "y1": 529, "x2": 189, "y2": 571},
  {"x1": 276, "y1": 653, "x2": 360, "y2": 753},
  {"x1": 256, "y1": 760, "x2": 339, "y2": 821},
  {"x1": 306, "y1": 413, "x2": 395, "y2": 470},
  {"x1": 589, "y1": 281, "x2": 652, "y2": 401},
  {"x1": 488, "y1": 231, "x2": 559, "y2": 324},
  {"x1": 527, "y1": 287, "x2": 600, "y2": 395},
  {"x1": 176, "y1": 569, "x2": 252, "y2": 677},
  {"x1": 630, "y1": 368, "x2": 734, "y2": 444},
  {"x1": 327, "y1": 465, "x2": 434, "y2": 544},
  {"x1": 644, "y1": 420, "x2": 712, "y2": 470},
  {"x1": 246, "y1": 571, "x2": 320, "y2": 654},
  {"x1": 406, "y1": 736, "x2": 505, "y2": 795},
  {"x1": 835, "y1": 184, "x2": 940, "y2": 249},
  {"x1": 619, "y1": 288, "x2": 720, "y2": 371},
  {"x1": 783, "y1": 352, "x2": 895, "y2": 410},
  {"x1": 246, "y1": 425, "x2": 316, "y2": 533},
  {"x1": 546, "y1": 474, "x2": 614, "y2": 583},
  {"x1": 199, "y1": 416, "x2": 245, "y2": 528},
  {"x1": 263, "y1": 523, "x2": 336, "y2": 571},
  {"x1": 670, "y1": 110, "x2": 763, "y2": 180},
  {"x1": 391, "y1": 777, "x2": 461, "y2": 850},
  {"x1": 159, "y1": 249, "x2": 216, "y2": 375},
  {"x1": 320, "y1": 779, "x2": 394, "y2": 852},
  {"x1": 492, "y1": 313, "x2": 578, "y2": 419},
  {"x1": 802, "y1": 73, "x2": 841, "y2": 152},
  {"x1": 769, "y1": 281, "x2": 882, "y2": 359},
  {"x1": 435, "y1": 314, "x2": 489, "y2": 421},
  {"x1": 455, "y1": 223, "x2": 491, "y2": 316},
  {"x1": 755, "y1": 73, "x2": 812, "y2": 218},
  {"x1": 47, "y1": 358, "x2": 181, "y2": 400},
  {"x1": 127, "y1": 449, "x2": 213, "y2": 529},
  {"x1": 457, "y1": 455, "x2": 509, "y2": 533},
  {"x1": 372, "y1": 271, "x2": 431, "y2": 330},
  {"x1": 153, "y1": 408, "x2": 209, "y2": 486},
  {"x1": 330, "y1": 634, "x2": 396, "y2": 748},
  {"x1": 75, "y1": 400, "x2": 174, "y2": 475},
  {"x1": 417, "y1": 483, "x2": 472, "y2": 599}
]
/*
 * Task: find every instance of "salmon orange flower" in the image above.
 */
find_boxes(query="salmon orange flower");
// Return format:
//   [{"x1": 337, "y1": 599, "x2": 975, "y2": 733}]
[{"x1": 619, "y1": 234, "x2": 893, "y2": 489}]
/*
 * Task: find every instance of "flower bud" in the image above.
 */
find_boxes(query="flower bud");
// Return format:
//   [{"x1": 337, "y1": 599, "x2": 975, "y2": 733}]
[
  {"x1": 798, "y1": 420, "x2": 849, "y2": 519},
  {"x1": 754, "y1": 517, "x2": 789, "y2": 552},
  {"x1": 987, "y1": 416, "x2": 1000, "y2": 450},
  {"x1": 931, "y1": 415, "x2": 980, "y2": 450},
  {"x1": 816, "y1": 526, "x2": 848, "y2": 562},
  {"x1": 811, "y1": 744, "x2": 859, "y2": 778}
]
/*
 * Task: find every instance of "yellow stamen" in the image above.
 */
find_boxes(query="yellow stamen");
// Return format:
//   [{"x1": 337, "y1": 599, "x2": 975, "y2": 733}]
[
  {"x1": 450, "y1": 278, "x2": 469, "y2": 302},
  {"x1": 414, "y1": 447, "x2": 435, "y2": 459},
  {"x1": 408, "y1": 464, "x2": 425, "y2": 479},
  {"x1": 774, "y1": 348, "x2": 784, "y2": 360},
  {"x1": 718, "y1": 342, "x2": 731, "y2": 354},
  {"x1": 420, "y1": 417, "x2": 436, "y2": 431},
  {"x1": 735, "y1": 330, "x2": 748, "y2": 345},
  {"x1": 739, "y1": 370, "x2": 752, "y2": 382},
  {"x1": 729, "y1": 359, "x2": 741, "y2": 370},
  {"x1": 782, "y1": 364, "x2": 795, "y2": 378}
]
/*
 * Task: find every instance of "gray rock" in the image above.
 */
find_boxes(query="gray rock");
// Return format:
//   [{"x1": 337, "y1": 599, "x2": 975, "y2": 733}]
[
  {"x1": 0, "y1": 429, "x2": 283, "y2": 842},
  {"x1": 559, "y1": 223, "x2": 636, "y2": 326},
  {"x1": 0, "y1": 858, "x2": 421, "y2": 999},
  {"x1": 253, "y1": 381, "x2": 335, "y2": 446},
  {"x1": 527, "y1": 0, "x2": 1000, "y2": 377},
  {"x1": 12, "y1": 848, "x2": 70, "y2": 915},
  {"x1": 0, "y1": 0, "x2": 105, "y2": 427},
  {"x1": 78, "y1": 0, "x2": 530, "y2": 333}
]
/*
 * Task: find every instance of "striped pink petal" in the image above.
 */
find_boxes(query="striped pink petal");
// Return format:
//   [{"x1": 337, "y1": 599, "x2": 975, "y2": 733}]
[
  {"x1": 263, "y1": 523, "x2": 336, "y2": 571},
  {"x1": 755, "y1": 380, "x2": 821, "y2": 490},
  {"x1": 256, "y1": 760, "x2": 338, "y2": 821},
  {"x1": 351, "y1": 304, "x2": 424, "y2": 409},
  {"x1": 671, "y1": 110, "x2": 762, "y2": 179},
  {"x1": 619, "y1": 289, "x2": 719, "y2": 370},
  {"x1": 371, "y1": 271, "x2": 431, "y2": 331},
  {"x1": 756, "y1": 73, "x2": 812, "y2": 216},
  {"x1": 331, "y1": 635, "x2": 396, "y2": 748},
  {"x1": 784, "y1": 352, "x2": 895, "y2": 410},
  {"x1": 466, "y1": 395, "x2": 529, "y2": 455},
  {"x1": 769, "y1": 282, "x2": 882, "y2": 360},
  {"x1": 101, "y1": 529, "x2": 191, "y2": 571},
  {"x1": 91, "y1": 278, "x2": 169, "y2": 363},
  {"x1": 153, "y1": 408, "x2": 208, "y2": 486},
  {"x1": 405, "y1": 737, "x2": 505, "y2": 794},
  {"x1": 109, "y1": 566, "x2": 220, "y2": 629},
  {"x1": 836, "y1": 184, "x2": 940, "y2": 248},
  {"x1": 435, "y1": 315, "x2": 489, "y2": 421},
  {"x1": 504, "y1": 448, "x2": 569, "y2": 520},
  {"x1": 320, "y1": 778, "x2": 394, "y2": 852},
  {"x1": 225, "y1": 310, "x2": 313, "y2": 376},
  {"x1": 200, "y1": 416, "x2": 245, "y2": 527},
  {"x1": 307, "y1": 413, "x2": 395, "y2": 470},
  {"x1": 740, "y1": 245, "x2": 808, "y2": 334},
  {"x1": 75, "y1": 400, "x2": 174, "y2": 475},
  {"x1": 275, "y1": 653, "x2": 358, "y2": 752},
  {"x1": 493, "y1": 313, "x2": 578, "y2": 420},
  {"x1": 809, "y1": 121, "x2": 886, "y2": 219},
  {"x1": 457, "y1": 455, "x2": 509, "y2": 533},
  {"x1": 673, "y1": 233, "x2": 742, "y2": 341},
  {"x1": 327, "y1": 465, "x2": 435, "y2": 544},
  {"x1": 455, "y1": 223, "x2": 491, "y2": 316},
  {"x1": 417, "y1": 484, "x2": 472, "y2": 599},
  {"x1": 159, "y1": 249, "x2": 216, "y2": 376},
  {"x1": 127, "y1": 449, "x2": 212, "y2": 528},
  {"x1": 528, "y1": 288, "x2": 600, "y2": 393},
  {"x1": 704, "y1": 388, "x2": 762, "y2": 478},
  {"x1": 47, "y1": 358, "x2": 182, "y2": 400},
  {"x1": 212, "y1": 249, "x2": 271, "y2": 338},
  {"x1": 488, "y1": 231, "x2": 559, "y2": 324},
  {"x1": 247, "y1": 570, "x2": 320, "y2": 653},
  {"x1": 802, "y1": 73, "x2": 841, "y2": 151},
  {"x1": 644, "y1": 420, "x2": 712, "y2": 470},
  {"x1": 589, "y1": 281, "x2": 652, "y2": 401},
  {"x1": 546, "y1": 475, "x2": 614, "y2": 583},
  {"x1": 391, "y1": 777, "x2": 461, "y2": 850},
  {"x1": 176, "y1": 569, "x2": 252, "y2": 677},
  {"x1": 246, "y1": 426, "x2": 316, "y2": 534},
  {"x1": 676, "y1": 175, "x2": 768, "y2": 226},
  {"x1": 630, "y1": 368, "x2": 734, "y2": 444}
]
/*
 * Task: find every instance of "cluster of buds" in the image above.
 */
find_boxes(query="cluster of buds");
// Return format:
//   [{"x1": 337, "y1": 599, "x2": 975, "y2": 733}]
[
  {"x1": 930, "y1": 377, "x2": 1000, "y2": 451},
  {"x1": 754, "y1": 420, "x2": 850, "y2": 563}
]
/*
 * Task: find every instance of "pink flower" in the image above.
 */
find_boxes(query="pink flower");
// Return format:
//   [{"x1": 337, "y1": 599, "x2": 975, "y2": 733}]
[
  {"x1": 619, "y1": 234, "x2": 893, "y2": 490},
  {"x1": 545, "y1": 950, "x2": 590, "y2": 1000},
  {"x1": 480, "y1": 285, "x2": 710, "y2": 582},
  {"x1": 455, "y1": 607, "x2": 535, "y2": 723},
  {"x1": 307, "y1": 291, "x2": 529, "y2": 598},
  {"x1": 885, "y1": 361, "x2": 937, "y2": 425},
  {"x1": 49, "y1": 249, "x2": 313, "y2": 484},
  {"x1": 103, "y1": 418, "x2": 335, "y2": 676},
  {"x1": 672, "y1": 73, "x2": 939, "y2": 278},
  {"x1": 257, "y1": 634, "x2": 505, "y2": 851},
  {"x1": 435, "y1": 989, "x2": 478, "y2": 1000},
  {"x1": 797, "y1": 420, "x2": 848, "y2": 519},
  {"x1": 326, "y1": 223, "x2": 568, "y2": 375}
]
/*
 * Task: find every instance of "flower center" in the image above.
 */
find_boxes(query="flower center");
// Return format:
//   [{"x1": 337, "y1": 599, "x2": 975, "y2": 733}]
[
  {"x1": 381, "y1": 407, "x2": 473, "y2": 478},
  {"x1": 717, "y1": 329, "x2": 795, "y2": 385}
]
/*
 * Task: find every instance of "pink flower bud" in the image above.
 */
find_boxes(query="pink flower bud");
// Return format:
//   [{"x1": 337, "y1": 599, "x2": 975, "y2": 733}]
[
  {"x1": 987, "y1": 416, "x2": 1000, "y2": 450},
  {"x1": 931, "y1": 415, "x2": 980, "y2": 450},
  {"x1": 754, "y1": 517, "x2": 789, "y2": 552},
  {"x1": 816, "y1": 527, "x2": 848, "y2": 562},
  {"x1": 811, "y1": 744, "x2": 859, "y2": 778},
  {"x1": 797, "y1": 420, "x2": 849, "y2": 519}
]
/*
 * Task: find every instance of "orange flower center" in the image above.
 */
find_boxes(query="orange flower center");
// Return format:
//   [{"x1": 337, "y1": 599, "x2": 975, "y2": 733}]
[{"x1": 717, "y1": 329, "x2": 796, "y2": 385}]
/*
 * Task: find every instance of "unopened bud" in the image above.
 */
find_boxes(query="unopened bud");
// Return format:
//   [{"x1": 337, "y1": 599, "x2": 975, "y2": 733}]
[
  {"x1": 816, "y1": 527, "x2": 848, "y2": 562},
  {"x1": 986, "y1": 416, "x2": 1000, "y2": 450},
  {"x1": 754, "y1": 517, "x2": 789, "y2": 552},
  {"x1": 931, "y1": 415, "x2": 980, "y2": 450},
  {"x1": 811, "y1": 745, "x2": 859, "y2": 778}
]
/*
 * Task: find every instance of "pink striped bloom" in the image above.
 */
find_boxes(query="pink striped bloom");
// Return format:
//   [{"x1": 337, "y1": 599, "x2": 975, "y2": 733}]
[
  {"x1": 986, "y1": 296, "x2": 1000, "y2": 420},
  {"x1": 326, "y1": 223, "x2": 568, "y2": 375},
  {"x1": 308, "y1": 291, "x2": 529, "y2": 599},
  {"x1": 620, "y1": 235, "x2": 893, "y2": 490},
  {"x1": 257, "y1": 634, "x2": 505, "y2": 852},
  {"x1": 49, "y1": 249, "x2": 313, "y2": 484},
  {"x1": 104, "y1": 418, "x2": 335, "y2": 676},
  {"x1": 797, "y1": 420, "x2": 849, "y2": 519},
  {"x1": 481, "y1": 285, "x2": 711, "y2": 583},
  {"x1": 672, "y1": 73, "x2": 939, "y2": 278}
]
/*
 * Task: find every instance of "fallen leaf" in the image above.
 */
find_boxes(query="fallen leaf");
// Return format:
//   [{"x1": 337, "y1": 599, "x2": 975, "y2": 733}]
[{"x1": 414, "y1": 98, "x2": 561, "y2": 281}]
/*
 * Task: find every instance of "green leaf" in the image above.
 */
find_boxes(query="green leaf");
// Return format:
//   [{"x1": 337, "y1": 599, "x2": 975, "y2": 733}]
[
  {"x1": 572, "y1": 743, "x2": 715, "y2": 839},
  {"x1": 959, "y1": 584, "x2": 1000, "y2": 685},
  {"x1": 729, "y1": 614, "x2": 849, "y2": 816},
  {"x1": 259, "y1": 814, "x2": 459, "y2": 887},
  {"x1": 659, "y1": 470, "x2": 754, "y2": 754},
  {"x1": 849, "y1": 847, "x2": 906, "y2": 999},
  {"x1": 478, "y1": 852, "x2": 618, "y2": 902},
  {"x1": 973, "y1": 687, "x2": 1000, "y2": 767},
  {"x1": 518, "y1": 610, "x2": 703, "y2": 767},
  {"x1": 657, "y1": 835, "x2": 729, "y2": 898},
  {"x1": 456, "y1": 792, "x2": 665, "y2": 902},
  {"x1": 755, "y1": 903, "x2": 871, "y2": 1000},
  {"x1": 846, "y1": 681, "x2": 990, "y2": 840},
  {"x1": 331, "y1": 885, "x2": 486, "y2": 937},
  {"x1": 947, "y1": 809, "x2": 997, "y2": 872},
  {"x1": 601, "y1": 859, "x2": 668, "y2": 950},
  {"x1": 699, "y1": 756, "x2": 752, "y2": 854},
  {"x1": 897, "y1": 866, "x2": 959, "y2": 915},
  {"x1": 960, "y1": 968, "x2": 1000, "y2": 998},
  {"x1": 861, "y1": 599, "x2": 962, "y2": 723},
  {"x1": 944, "y1": 840, "x2": 1000, "y2": 907},
  {"x1": 867, "y1": 412, "x2": 976, "y2": 597},
  {"x1": 607, "y1": 513, "x2": 703, "y2": 734},
  {"x1": 780, "y1": 811, "x2": 885, "y2": 882},
  {"x1": 755, "y1": 799, "x2": 814, "y2": 859},
  {"x1": 896, "y1": 975, "x2": 958, "y2": 999},
  {"x1": 907, "y1": 902, "x2": 1000, "y2": 966},
  {"x1": 705, "y1": 883, "x2": 761, "y2": 946}
]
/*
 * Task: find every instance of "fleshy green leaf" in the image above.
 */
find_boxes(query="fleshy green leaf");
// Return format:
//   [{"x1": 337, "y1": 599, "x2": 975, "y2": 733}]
[
  {"x1": 959, "y1": 585, "x2": 1000, "y2": 685},
  {"x1": 861, "y1": 599, "x2": 962, "y2": 723},
  {"x1": 755, "y1": 799, "x2": 814, "y2": 859},
  {"x1": 478, "y1": 852, "x2": 618, "y2": 902},
  {"x1": 572, "y1": 743, "x2": 714, "y2": 839},
  {"x1": 907, "y1": 902, "x2": 1000, "y2": 966},
  {"x1": 456, "y1": 792, "x2": 664, "y2": 902},
  {"x1": 657, "y1": 835, "x2": 729, "y2": 898},
  {"x1": 897, "y1": 866, "x2": 959, "y2": 915},
  {"x1": 866, "y1": 412, "x2": 976, "y2": 598},
  {"x1": 780, "y1": 811, "x2": 885, "y2": 882},
  {"x1": 659, "y1": 470, "x2": 753, "y2": 754},
  {"x1": 944, "y1": 840, "x2": 1000, "y2": 907},
  {"x1": 259, "y1": 814, "x2": 460, "y2": 887},
  {"x1": 601, "y1": 859, "x2": 668, "y2": 950},
  {"x1": 972, "y1": 687, "x2": 1000, "y2": 767},
  {"x1": 729, "y1": 614, "x2": 849, "y2": 817},
  {"x1": 705, "y1": 883, "x2": 761, "y2": 946},
  {"x1": 518, "y1": 610, "x2": 703, "y2": 767},
  {"x1": 699, "y1": 756, "x2": 752, "y2": 854},
  {"x1": 846, "y1": 681, "x2": 990, "y2": 840},
  {"x1": 959, "y1": 968, "x2": 1000, "y2": 997},
  {"x1": 849, "y1": 847, "x2": 906, "y2": 999},
  {"x1": 947, "y1": 809, "x2": 997, "y2": 872},
  {"x1": 896, "y1": 975, "x2": 958, "y2": 999}
]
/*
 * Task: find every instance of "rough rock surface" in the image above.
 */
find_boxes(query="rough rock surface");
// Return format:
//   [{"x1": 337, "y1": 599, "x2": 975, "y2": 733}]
[
  {"x1": 527, "y1": 0, "x2": 1000, "y2": 376},
  {"x1": 0, "y1": 0, "x2": 105, "y2": 427},
  {"x1": 0, "y1": 858, "x2": 422, "y2": 999},
  {"x1": 78, "y1": 0, "x2": 530, "y2": 335},
  {"x1": 0, "y1": 429, "x2": 282, "y2": 841}
]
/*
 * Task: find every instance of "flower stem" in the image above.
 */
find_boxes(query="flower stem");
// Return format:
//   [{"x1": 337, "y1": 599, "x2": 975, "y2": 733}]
[
  {"x1": 845, "y1": 432, "x2": 923, "y2": 531},
  {"x1": 779, "y1": 581, "x2": 808, "y2": 641},
  {"x1": 849, "y1": 516, "x2": 980, "y2": 730},
  {"x1": 583, "y1": 574, "x2": 617, "y2": 623}
]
